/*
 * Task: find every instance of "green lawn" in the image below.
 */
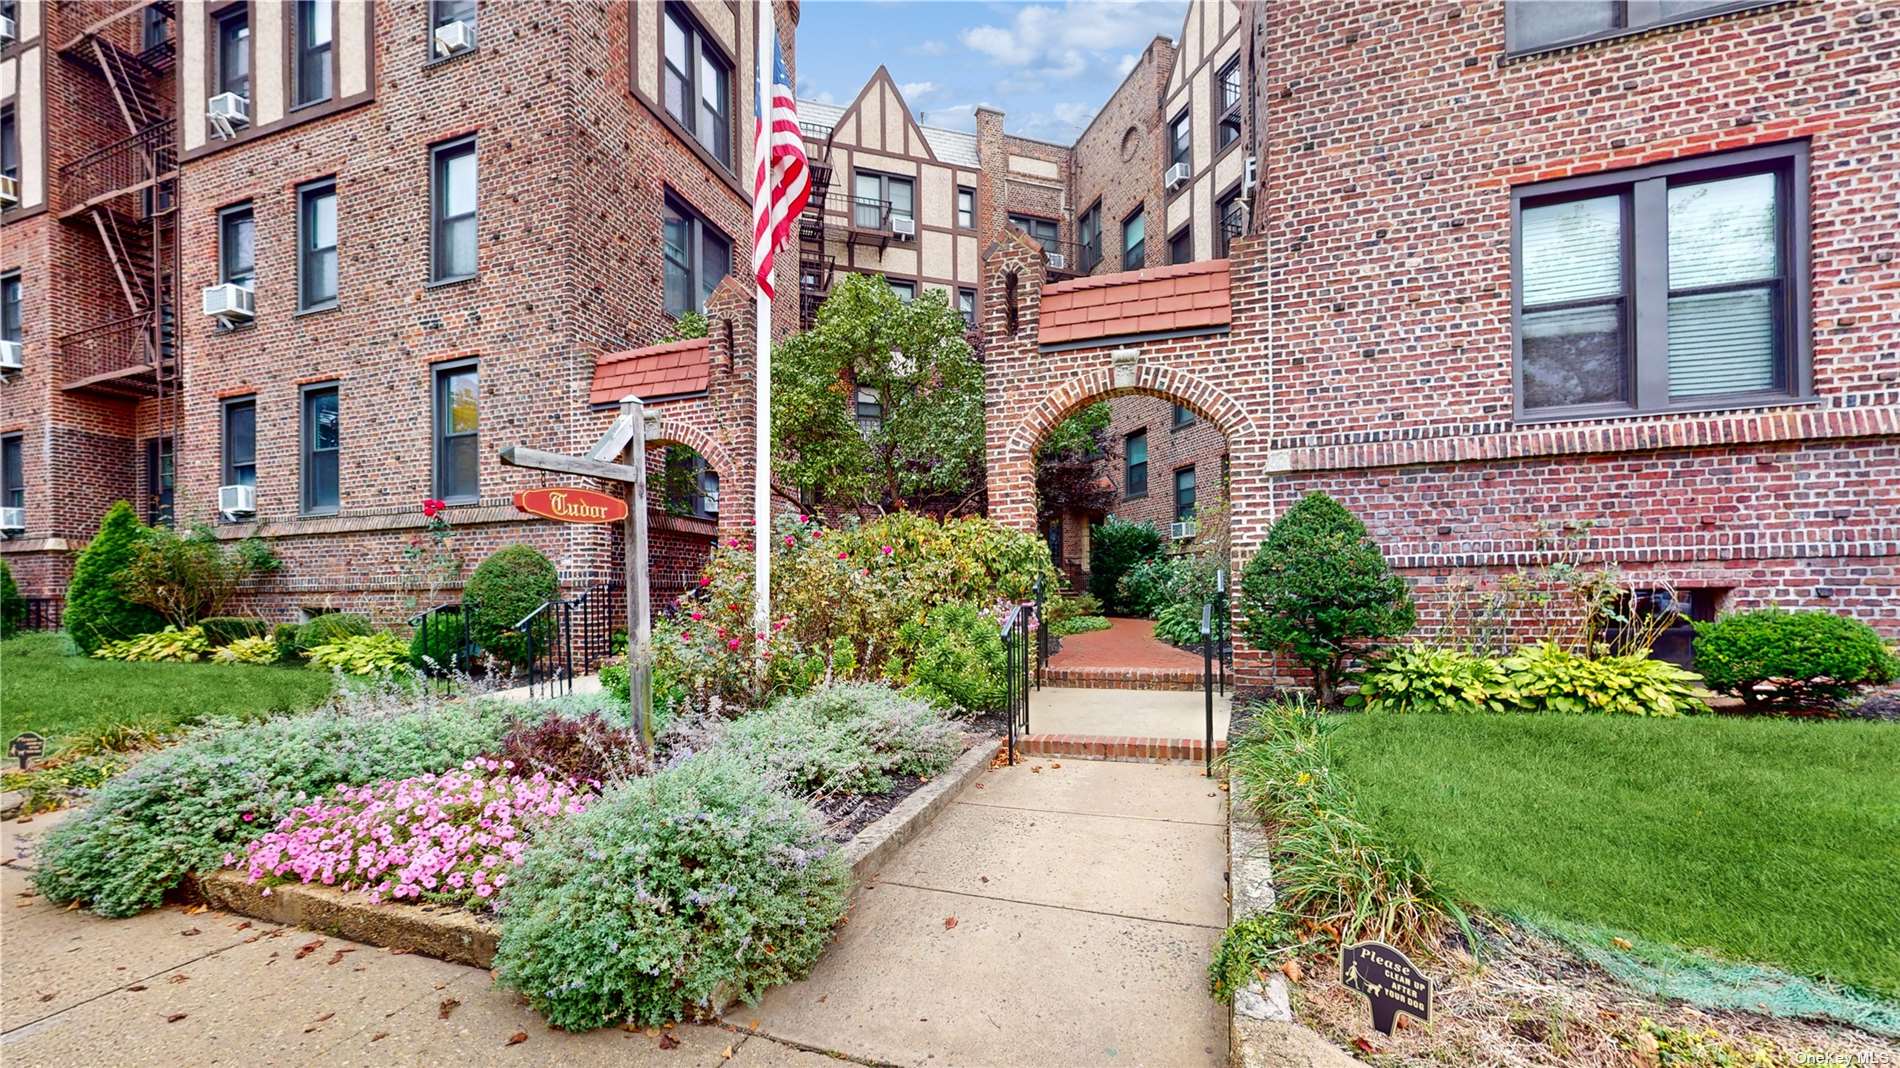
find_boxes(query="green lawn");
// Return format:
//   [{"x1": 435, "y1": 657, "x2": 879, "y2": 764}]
[
  {"x1": 1327, "y1": 712, "x2": 1900, "y2": 1000},
  {"x1": 0, "y1": 632, "x2": 335, "y2": 751}
]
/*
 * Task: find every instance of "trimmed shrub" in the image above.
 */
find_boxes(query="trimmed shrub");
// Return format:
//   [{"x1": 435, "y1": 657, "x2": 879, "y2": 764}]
[
  {"x1": 306, "y1": 632, "x2": 414, "y2": 676},
  {"x1": 465, "y1": 545, "x2": 560, "y2": 665},
  {"x1": 212, "y1": 635, "x2": 280, "y2": 665},
  {"x1": 64, "y1": 501, "x2": 165, "y2": 654},
  {"x1": 0, "y1": 558, "x2": 25, "y2": 639},
  {"x1": 493, "y1": 755, "x2": 850, "y2": 1030},
  {"x1": 720, "y1": 683, "x2": 962, "y2": 795},
  {"x1": 92, "y1": 625, "x2": 211, "y2": 663},
  {"x1": 120, "y1": 525, "x2": 280, "y2": 626},
  {"x1": 1501, "y1": 642, "x2": 1708, "y2": 717},
  {"x1": 500, "y1": 712, "x2": 647, "y2": 787},
  {"x1": 1238, "y1": 492, "x2": 1415, "y2": 706},
  {"x1": 294, "y1": 612, "x2": 371, "y2": 653},
  {"x1": 1042, "y1": 592, "x2": 1103, "y2": 627},
  {"x1": 1049, "y1": 615, "x2": 1111, "y2": 638},
  {"x1": 199, "y1": 616, "x2": 271, "y2": 647},
  {"x1": 272, "y1": 623, "x2": 302, "y2": 663},
  {"x1": 1354, "y1": 644, "x2": 1520, "y2": 715},
  {"x1": 1692, "y1": 609, "x2": 1899, "y2": 713},
  {"x1": 894, "y1": 601, "x2": 1006, "y2": 713},
  {"x1": 1119, "y1": 555, "x2": 1184, "y2": 618},
  {"x1": 1089, "y1": 516, "x2": 1162, "y2": 614},
  {"x1": 32, "y1": 702, "x2": 517, "y2": 917}
]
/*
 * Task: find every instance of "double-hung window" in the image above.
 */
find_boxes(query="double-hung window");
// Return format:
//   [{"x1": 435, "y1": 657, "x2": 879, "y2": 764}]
[
  {"x1": 1, "y1": 272, "x2": 21, "y2": 349},
  {"x1": 855, "y1": 387, "x2": 883, "y2": 435},
  {"x1": 1077, "y1": 203, "x2": 1101, "y2": 273},
  {"x1": 0, "y1": 105, "x2": 18, "y2": 193},
  {"x1": 958, "y1": 289, "x2": 977, "y2": 328},
  {"x1": 1173, "y1": 403, "x2": 1193, "y2": 430},
  {"x1": 1216, "y1": 58, "x2": 1242, "y2": 150},
  {"x1": 301, "y1": 385, "x2": 339, "y2": 513},
  {"x1": 1169, "y1": 226, "x2": 1192, "y2": 265},
  {"x1": 1122, "y1": 207, "x2": 1146, "y2": 269},
  {"x1": 223, "y1": 397, "x2": 256, "y2": 488},
  {"x1": 887, "y1": 279, "x2": 915, "y2": 303},
  {"x1": 297, "y1": 179, "x2": 337, "y2": 309},
  {"x1": 219, "y1": 204, "x2": 254, "y2": 288},
  {"x1": 1008, "y1": 214, "x2": 1059, "y2": 256},
  {"x1": 1514, "y1": 143, "x2": 1807, "y2": 418},
  {"x1": 1167, "y1": 111, "x2": 1191, "y2": 173},
  {"x1": 429, "y1": 0, "x2": 476, "y2": 58},
  {"x1": 216, "y1": 8, "x2": 250, "y2": 100},
  {"x1": 1174, "y1": 466, "x2": 1197, "y2": 523},
  {"x1": 1124, "y1": 430, "x2": 1148, "y2": 498},
  {"x1": 661, "y1": 194, "x2": 731, "y2": 316},
  {"x1": 1506, "y1": 1, "x2": 1772, "y2": 55},
  {"x1": 433, "y1": 361, "x2": 479, "y2": 502},
  {"x1": 145, "y1": 437, "x2": 175, "y2": 526},
  {"x1": 663, "y1": 4, "x2": 732, "y2": 168},
  {"x1": 1, "y1": 434, "x2": 23, "y2": 522},
  {"x1": 431, "y1": 137, "x2": 477, "y2": 282},
  {"x1": 957, "y1": 187, "x2": 976, "y2": 229},
  {"x1": 293, "y1": 0, "x2": 333, "y2": 108},
  {"x1": 853, "y1": 171, "x2": 912, "y2": 231}
]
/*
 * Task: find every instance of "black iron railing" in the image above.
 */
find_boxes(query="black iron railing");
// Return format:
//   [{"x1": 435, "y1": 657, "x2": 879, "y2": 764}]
[
  {"x1": 24, "y1": 597, "x2": 64, "y2": 631},
  {"x1": 408, "y1": 600, "x2": 479, "y2": 695},
  {"x1": 1000, "y1": 602, "x2": 1034, "y2": 765},
  {"x1": 512, "y1": 581, "x2": 625, "y2": 698}
]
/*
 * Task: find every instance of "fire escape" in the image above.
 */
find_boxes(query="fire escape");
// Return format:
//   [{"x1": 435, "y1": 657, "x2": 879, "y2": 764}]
[
  {"x1": 54, "y1": 3, "x2": 178, "y2": 401},
  {"x1": 797, "y1": 122, "x2": 836, "y2": 329}
]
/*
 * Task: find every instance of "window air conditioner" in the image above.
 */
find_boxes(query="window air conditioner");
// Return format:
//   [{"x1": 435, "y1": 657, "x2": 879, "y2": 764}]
[
  {"x1": 890, "y1": 216, "x2": 916, "y2": 239},
  {"x1": 0, "y1": 507, "x2": 24, "y2": 533},
  {"x1": 202, "y1": 282, "x2": 255, "y2": 323},
  {"x1": 1045, "y1": 252, "x2": 1068, "y2": 270},
  {"x1": 0, "y1": 340, "x2": 21, "y2": 372},
  {"x1": 1165, "y1": 162, "x2": 1191, "y2": 191},
  {"x1": 219, "y1": 484, "x2": 257, "y2": 517},
  {"x1": 0, "y1": 15, "x2": 16, "y2": 45},
  {"x1": 434, "y1": 19, "x2": 474, "y2": 55},
  {"x1": 207, "y1": 93, "x2": 250, "y2": 140},
  {"x1": 1169, "y1": 520, "x2": 1197, "y2": 540},
  {"x1": 0, "y1": 174, "x2": 18, "y2": 209},
  {"x1": 1242, "y1": 155, "x2": 1258, "y2": 195}
]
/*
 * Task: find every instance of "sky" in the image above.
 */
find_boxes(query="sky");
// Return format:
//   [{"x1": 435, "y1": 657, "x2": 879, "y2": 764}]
[{"x1": 794, "y1": 0, "x2": 1191, "y2": 143}]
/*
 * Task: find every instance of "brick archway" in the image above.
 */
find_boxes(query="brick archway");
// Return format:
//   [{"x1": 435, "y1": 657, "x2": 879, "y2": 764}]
[{"x1": 646, "y1": 417, "x2": 738, "y2": 488}]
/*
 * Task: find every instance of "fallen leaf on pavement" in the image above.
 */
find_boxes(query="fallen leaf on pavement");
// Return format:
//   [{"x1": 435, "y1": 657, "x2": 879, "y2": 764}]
[
  {"x1": 180, "y1": 928, "x2": 201, "y2": 937},
  {"x1": 167, "y1": 974, "x2": 189, "y2": 984},
  {"x1": 294, "y1": 939, "x2": 325, "y2": 959},
  {"x1": 127, "y1": 985, "x2": 148, "y2": 992},
  {"x1": 1050, "y1": 762, "x2": 1061, "y2": 768},
  {"x1": 657, "y1": 1032, "x2": 680, "y2": 1050},
  {"x1": 166, "y1": 1013, "x2": 188, "y2": 1023},
  {"x1": 313, "y1": 1012, "x2": 335, "y2": 1023},
  {"x1": 1352, "y1": 1036, "x2": 1376, "y2": 1054},
  {"x1": 370, "y1": 1032, "x2": 388, "y2": 1042},
  {"x1": 438, "y1": 998, "x2": 460, "y2": 1020},
  {"x1": 38, "y1": 992, "x2": 55, "y2": 1002},
  {"x1": 507, "y1": 1032, "x2": 528, "y2": 1046},
  {"x1": 722, "y1": 1045, "x2": 734, "y2": 1059},
  {"x1": 327, "y1": 948, "x2": 354, "y2": 965},
  {"x1": 943, "y1": 916, "x2": 958, "y2": 930}
]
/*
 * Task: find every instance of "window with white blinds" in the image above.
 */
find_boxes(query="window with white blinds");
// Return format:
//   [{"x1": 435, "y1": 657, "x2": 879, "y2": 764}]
[{"x1": 1513, "y1": 144, "x2": 1805, "y2": 417}]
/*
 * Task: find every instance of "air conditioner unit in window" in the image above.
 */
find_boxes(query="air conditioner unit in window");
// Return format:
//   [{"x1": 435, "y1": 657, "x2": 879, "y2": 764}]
[
  {"x1": 434, "y1": 19, "x2": 474, "y2": 55},
  {"x1": 1242, "y1": 155, "x2": 1258, "y2": 195},
  {"x1": 1165, "y1": 162, "x2": 1191, "y2": 191},
  {"x1": 1169, "y1": 520, "x2": 1197, "y2": 540},
  {"x1": 0, "y1": 340, "x2": 21, "y2": 372},
  {"x1": 0, "y1": 15, "x2": 16, "y2": 45},
  {"x1": 0, "y1": 507, "x2": 24, "y2": 533},
  {"x1": 0, "y1": 174, "x2": 18, "y2": 209},
  {"x1": 202, "y1": 282, "x2": 255, "y2": 323},
  {"x1": 207, "y1": 92, "x2": 250, "y2": 140},
  {"x1": 1045, "y1": 252, "x2": 1068, "y2": 270},
  {"x1": 890, "y1": 216, "x2": 916, "y2": 239},
  {"x1": 219, "y1": 484, "x2": 256, "y2": 518}
]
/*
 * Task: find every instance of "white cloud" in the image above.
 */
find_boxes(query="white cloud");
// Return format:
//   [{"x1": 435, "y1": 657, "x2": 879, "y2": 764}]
[
  {"x1": 958, "y1": 1, "x2": 1185, "y2": 79},
  {"x1": 1052, "y1": 101, "x2": 1097, "y2": 129},
  {"x1": 898, "y1": 80, "x2": 939, "y2": 101},
  {"x1": 1116, "y1": 52, "x2": 1140, "y2": 78},
  {"x1": 910, "y1": 40, "x2": 948, "y2": 57}
]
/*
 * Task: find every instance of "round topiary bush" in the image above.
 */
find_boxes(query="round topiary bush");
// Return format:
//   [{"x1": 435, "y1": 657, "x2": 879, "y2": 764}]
[
  {"x1": 64, "y1": 501, "x2": 165, "y2": 653},
  {"x1": 493, "y1": 754, "x2": 849, "y2": 1030},
  {"x1": 465, "y1": 545, "x2": 560, "y2": 665},
  {"x1": 1693, "y1": 609, "x2": 1899, "y2": 713},
  {"x1": 294, "y1": 612, "x2": 371, "y2": 654}
]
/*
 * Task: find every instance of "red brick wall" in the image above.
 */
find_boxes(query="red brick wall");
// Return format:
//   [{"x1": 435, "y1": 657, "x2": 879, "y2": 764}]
[
  {"x1": 1069, "y1": 35, "x2": 1175, "y2": 274},
  {"x1": 1102, "y1": 392, "x2": 1227, "y2": 536}
]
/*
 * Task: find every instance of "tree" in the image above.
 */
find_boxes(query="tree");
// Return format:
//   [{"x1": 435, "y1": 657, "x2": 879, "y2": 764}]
[
  {"x1": 772, "y1": 274, "x2": 985, "y2": 513},
  {"x1": 1238, "y1": 492, "x2": 1415, "y2": 706},
  {"x1": 1035, "y1": 402, "x2": 1119, "y2": 524},
  {"x1": 64, "y1": 502, "x2": 165, "y2": 653},
  {"x1": 121, "y1": 525, "x2": 281, "y2": 626}
]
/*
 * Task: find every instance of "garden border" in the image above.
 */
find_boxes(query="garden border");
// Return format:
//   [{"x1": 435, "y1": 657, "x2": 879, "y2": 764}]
[{"x1": 186, "y1": 736, "x2": 1004, "y2": 973}]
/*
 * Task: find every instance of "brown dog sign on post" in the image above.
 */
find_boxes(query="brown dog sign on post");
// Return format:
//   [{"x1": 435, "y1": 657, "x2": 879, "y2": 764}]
[{"x1": 1340, "y1": 940, "x2": 1432, "y2": 1036}]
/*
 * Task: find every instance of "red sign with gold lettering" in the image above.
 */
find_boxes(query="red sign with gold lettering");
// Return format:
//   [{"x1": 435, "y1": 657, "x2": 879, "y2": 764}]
[{"x1": 513, "y1": 487, "x2": 629, "y2": 525}]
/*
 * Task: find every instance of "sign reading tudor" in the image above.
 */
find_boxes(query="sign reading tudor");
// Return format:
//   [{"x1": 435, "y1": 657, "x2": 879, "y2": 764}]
[{"x1": 512, "y1": 486, "x2": 629, "y2": 524}]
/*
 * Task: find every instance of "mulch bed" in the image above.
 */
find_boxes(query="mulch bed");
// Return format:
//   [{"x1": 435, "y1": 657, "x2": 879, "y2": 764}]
[{"x1": 817, "y1": 772, "x2": 927, "y2": 843}]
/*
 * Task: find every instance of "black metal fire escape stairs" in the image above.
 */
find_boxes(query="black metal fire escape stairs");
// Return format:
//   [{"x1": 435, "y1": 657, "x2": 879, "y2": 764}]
[{"x1": 797, "y1": 122, "x2": 836, "y2": 330}]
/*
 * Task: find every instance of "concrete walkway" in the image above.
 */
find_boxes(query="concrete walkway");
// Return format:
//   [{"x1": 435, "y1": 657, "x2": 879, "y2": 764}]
[{"x1": 1032, "y1": 684, "x2": 1233, "y2": 741}]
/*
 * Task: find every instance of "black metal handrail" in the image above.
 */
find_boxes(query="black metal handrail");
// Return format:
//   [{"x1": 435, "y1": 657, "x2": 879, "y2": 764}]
[
  {"x1": 999, "y1": 602, "x2": 1034, "y2": 766},
  {"x1": 512, "y1": 582, "x2": 624, "y2": 698},
  {"x1": 408, "y1": 599, "x2": 479, "y2": 694}
]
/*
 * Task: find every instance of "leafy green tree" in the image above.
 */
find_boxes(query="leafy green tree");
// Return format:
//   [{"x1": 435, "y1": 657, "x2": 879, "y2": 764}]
[
  {"x1": 1088, "y1": 516, "x2": 1162, "y2": 613},
  {"x1": 121, "y1": 525, "x2": 280, "y2": 626},
  {"x1": 1036, "y1": 402, "x2": 1117, "y2": 524},
  {"x1": 772, "y1": 274, "x2": 985, "y2": 512},
  {"x1": 1238, "y1": 492, "x2": 1415, "y2": 706},
  {"x1": 0, "y1": 559, "x2": 25, "y2": 639},
  {"x1": 64, "y1": 502, "x2": 166, "y2": 653}
]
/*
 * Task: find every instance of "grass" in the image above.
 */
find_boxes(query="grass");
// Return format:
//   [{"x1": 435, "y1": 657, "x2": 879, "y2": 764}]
[
  {"x1": 1326, "y1": 712, "x2": 1900, "y2": 1001},
  {"x1": 0, "y1": 632, "x2": 335, "y2": 752}
]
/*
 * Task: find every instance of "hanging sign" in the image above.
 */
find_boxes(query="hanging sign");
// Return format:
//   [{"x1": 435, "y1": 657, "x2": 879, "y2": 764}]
[
  {"x1": 512, "y1": 487, "x2": 628, "y2": 525},
  {"x1": 1340, "y1": 940, "x2": 1432, "y2": 1036}
]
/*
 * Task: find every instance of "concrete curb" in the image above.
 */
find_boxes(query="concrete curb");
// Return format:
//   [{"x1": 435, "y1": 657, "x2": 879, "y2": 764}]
[{"x1": 187, "y1": 735, "x2": 1004, "y2": 971}]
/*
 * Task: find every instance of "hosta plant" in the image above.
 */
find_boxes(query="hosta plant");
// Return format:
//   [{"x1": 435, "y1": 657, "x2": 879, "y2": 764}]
[
  {"x1": 92, "y1": 625, "x2": 210, "y2": 663},
  {"x1": 242, "y1": 758, "x2": 591, "y2": 912},
  {"x1": 1354, "y1": 643, "x2": 1519, "y2": 715},
  {"x1": 306, "y1": 632, "x2": 414, "y2": 676},
  {"x1": 1501, "y1": 642, "x2": 1708, "y2": 717},
  {"x1": 212, "y1": 635, "x2": 281, "y2": 665}
]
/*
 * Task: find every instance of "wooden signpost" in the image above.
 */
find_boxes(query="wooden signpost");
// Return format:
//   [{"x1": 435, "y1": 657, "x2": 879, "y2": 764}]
[{"x1": 499, "y1": 395, "x2": 654, "y2": 755}]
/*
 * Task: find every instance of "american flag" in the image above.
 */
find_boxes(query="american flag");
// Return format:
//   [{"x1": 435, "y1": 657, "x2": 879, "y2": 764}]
[{"x1": 750, "y1": 24, "x2": 808, "y2": 299}]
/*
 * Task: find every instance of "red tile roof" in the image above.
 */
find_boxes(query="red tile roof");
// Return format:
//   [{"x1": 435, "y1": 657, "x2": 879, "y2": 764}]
[
  {"x1": 1037, "y1": 259, "x2": 1232, "y2": 346},
  {"x1": 590, "y1": 337, "x2": 711, "y2": 407}
]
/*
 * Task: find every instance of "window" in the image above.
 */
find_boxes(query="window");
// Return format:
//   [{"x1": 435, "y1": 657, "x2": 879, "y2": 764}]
[
  {"x1": 665, "y1": 447, "x2": 719, "y2": 520},
  {"x1": 0, "y1": 106, "x2": 17, "y2": 190},
  {"x1": 663, "y1": 4, "x2": 732, "y2": 168},
  {"x1": 1217, "y1": 58, "x2": 1242, "y2": 150},
  {"x1": 429, "y1": 0, "x2": 476, "y2": 58},
  {"x1": 1217, "y1": 190, "x2": 1244, "y2": 257},
  {"x1": 1172, "y1": 403, "x2": 1193, "y2": 430},
  {"x1": 1122, "y1": 207, "x2": 1146, "y2": 268},
  {"x1": 1506, "y1": 1, "x2": 1768, "y2": 55},
  {"x1": 958, "y1": 288, "x2": 976, "y2": 328},
  {"x1": 1514, "y1": 143, "x2": 1806, "y2": 417},
  {"x1": 1, "y1": 272, "x2": 20, "y2": 347},
  {"x1": 1619, "y1": 587, "x2": 1723, "y2": 668},
  {"x1": 1008, "y1": 214, "x2": 1060, "y2": 255},
  {"x1": 431, "y1": 137, "x2": 477, "y2": 282},
  {"x1": 887, "y1": 279, "x2": 915, "y2": 303},
  {"x1": 1169, "y1": 226, "x2": 1193, "y2": 265},
  {"x1": 145, "y1": 437, "x2": 175, "y2": 526},
  {"x1": 293, "y1": 0, "x2": 333, "y2": 108},
  {"x1": 1077, "y1": 202, "x2": 1101, "y2": 273},
  {"x1": 142, "y1": 5, "x2": 169, "y2": 49},
  {"x1": 661, "y1": 194, "x2": 731, "y2": 316},
  {"x1": 1168, "y1": 110, "x2": 1191, "y2": 170},
  {"x1": 301, "y1": 385, "x2": 339, "y2": 513},
  {"x1": 1174, "y1": 465, "x2": 1196, "y2": 523},
  {"x1": 1123, "y1": 430, "x2": 1148, "y2": 498},
  {"x1": 853, "y1": 171, "x2": 912, "y2": 229},
  {"x1": 215, "y1": 8, "x2": 249, "y2": 99},
  {"x1": 855, "y1": 386, "x2": 883, "y2": 435},
  {"x1": 218, "y1": 204, "x2": 254, "y2": 288},
  {"x1": 297, "y1": 179, "x2": 337, "y2": 310},
  {"x1": 1, "y1": 434, "x2": 22, "y2": 520},
  {"x1": 957, "y1": 187, "x2": 976, "y2": 229},
  {"x1": 222, "y1": 397, "x2": 256, "y2": 488},
  {"x1": 433, "y1": 361, "x2": 479, "y2": 502}
]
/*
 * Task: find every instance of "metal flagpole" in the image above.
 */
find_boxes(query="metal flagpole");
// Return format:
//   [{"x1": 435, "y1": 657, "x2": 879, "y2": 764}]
[{"x1": 752, "y1": 0, "x2": 773, "y2": 647}]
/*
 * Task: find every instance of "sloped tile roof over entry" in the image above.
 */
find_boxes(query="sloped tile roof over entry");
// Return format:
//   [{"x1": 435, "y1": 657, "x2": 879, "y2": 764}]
[
  {"x1": 590, "y1": 337, "x2": 711, "y2": 407},
  {"x1": 1037, "y1": 260, "x2": 1232, "y2": 347}
]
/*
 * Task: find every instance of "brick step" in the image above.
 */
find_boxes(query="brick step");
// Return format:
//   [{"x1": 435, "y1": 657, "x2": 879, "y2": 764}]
[
  {"x1": 1011, "y1": 733, "x2": 1226, "y2": 766},
  {"x1": 1043, "y1": 666, "x2": 1203, "y2": 691}
]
